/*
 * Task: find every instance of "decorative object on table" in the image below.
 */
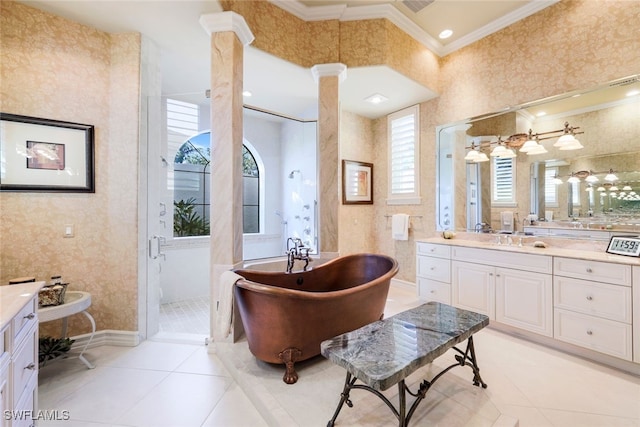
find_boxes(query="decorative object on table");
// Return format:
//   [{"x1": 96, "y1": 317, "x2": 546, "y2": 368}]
[
  {"x1": 442, "y1": 230, "x2": 456, "y2": 239},
  {"x1": 38, "y1": 283, "x2": 68, "y2": 307},
  {"x1": 0, "y1": 112, "x2": 95, "y2": 192},
  {"x1": 39, "y1": 336, "x2": 75, "y2": 366},
  {"x1": 342, "y1": 159, "x2": 373, "y2": 204},
  {"x1": 605, "y1": 235, "x2": 640, "y2": 257}
]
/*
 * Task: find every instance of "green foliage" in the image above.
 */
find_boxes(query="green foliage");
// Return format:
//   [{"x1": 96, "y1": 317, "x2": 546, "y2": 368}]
[
  {"x1": 39, "y1": 336, "x2": 75, "y2": 365},
  {"x1": 175, "y1": 142, "x2": 210, "y2": 165},
  {"x1": 243, "y1": 145, "x2": 258, "y2": 177},
  {"x1": 173, "y1": 197, "x2": 210, "y2": 237}
]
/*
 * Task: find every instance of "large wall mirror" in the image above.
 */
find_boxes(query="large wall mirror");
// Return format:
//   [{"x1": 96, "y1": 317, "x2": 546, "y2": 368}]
[{"x1": 437, "y1": 75, "x2": 640, "y2": 234}]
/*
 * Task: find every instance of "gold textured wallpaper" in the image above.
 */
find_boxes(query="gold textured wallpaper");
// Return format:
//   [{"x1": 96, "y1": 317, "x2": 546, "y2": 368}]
[
  {"x1": 0, "y1": 1, "x2": 141, "y2": 335},
  {"x1": 2, "y1": 0, "x2": 639, "y2": 332},
  {"x1": 391, "y1": 0, "x2": 640, "y2": 281}
]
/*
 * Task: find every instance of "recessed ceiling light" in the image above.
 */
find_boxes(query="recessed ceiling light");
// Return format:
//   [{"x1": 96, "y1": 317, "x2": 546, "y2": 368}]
[
  {"x1": 626, "y1": 89, "x2": 640, "y2": 97},
  {"x1": 364, "y1": 93, "x2": 388, "y2": 105},
  {"x1": 439, "y1": 29, "x2": 453, "y2": 39},
  {"x1": 243, "y1": 90, "x2": 252, "y2": 97}
]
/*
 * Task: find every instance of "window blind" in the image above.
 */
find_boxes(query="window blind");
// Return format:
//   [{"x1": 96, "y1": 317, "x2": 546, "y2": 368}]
[
  {"x1": 389, "y1": 106, "x2": 419, "y2": 198},
  {"x1": 493, "y1": 157, "x2": 514, "y2": 203},
  {"x1": 545, "y1": 167, "x2": 558, "y2": 205}
]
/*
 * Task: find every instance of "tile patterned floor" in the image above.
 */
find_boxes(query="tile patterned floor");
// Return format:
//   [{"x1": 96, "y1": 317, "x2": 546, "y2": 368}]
[
  {"x1": 37, "y1": 285, "x2": 640, "y2": 427},
  {"x1": 159, "y1": 296, "x2": 210, "y2": 335}
]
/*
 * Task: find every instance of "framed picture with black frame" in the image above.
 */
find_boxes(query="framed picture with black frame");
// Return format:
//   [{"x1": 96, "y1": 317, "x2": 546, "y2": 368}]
[
  {"x1": 0, "y1": 113, "x2": 94, "y2": 192},
  {"x1": 342, "y1": 159, "x2": 373, "y2": 205}
]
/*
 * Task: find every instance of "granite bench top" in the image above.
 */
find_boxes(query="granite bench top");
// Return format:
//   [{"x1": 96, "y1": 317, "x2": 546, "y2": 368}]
[{"x1": 320, "y1": 302, "x2": 489, "y2": 391}]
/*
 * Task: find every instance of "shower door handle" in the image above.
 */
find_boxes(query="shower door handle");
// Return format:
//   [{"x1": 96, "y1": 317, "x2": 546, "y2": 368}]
[{"x1": 149, "y1": 235, "x2": 167, "y2": 260}]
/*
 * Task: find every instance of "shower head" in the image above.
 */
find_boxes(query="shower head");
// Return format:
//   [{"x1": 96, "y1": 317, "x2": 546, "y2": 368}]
[{"x1": 288, "y1": 169, "x2": 300, "y2": 179}]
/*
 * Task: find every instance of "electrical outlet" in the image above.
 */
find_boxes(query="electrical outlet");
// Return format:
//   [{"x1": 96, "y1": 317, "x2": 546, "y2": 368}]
[{"x1": 63, "y1": 224, "x2": 74, "y2": 238}]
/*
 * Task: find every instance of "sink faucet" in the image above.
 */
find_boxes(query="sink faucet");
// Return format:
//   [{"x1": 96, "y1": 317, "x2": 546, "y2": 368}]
[{"x1": 286, "y1": 237, "x2": 311, "y2": 273}]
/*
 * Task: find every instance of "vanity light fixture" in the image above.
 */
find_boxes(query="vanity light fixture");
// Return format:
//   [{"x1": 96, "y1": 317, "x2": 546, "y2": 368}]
[
  {"x1": 567, "y1": 174, "x2": 580, "y2": 184},
  {"x1": 552, "y1": 175, "x2": 564, "y2": 185},
  {"x1": 585, "y1": 173, "x2": 599, "y2": 183},
  {"x1": 623, "y1": 185, "x2": 632, "y2": 191},
  {"x1": 610, "y1": 185, "x2": 619, "y2": 191},
  {"x1": 553, "y1": 122, "x2": 584, "y2": 150},
  {"x1": 473, "y1": 152, "x2": 490, "y2": 162},
  {"x1": 596, "y1": 186, "x2": 606, "y2": 192},
  {"x1": 604, "y1": 169, "x2": 619, "y2": 181}
]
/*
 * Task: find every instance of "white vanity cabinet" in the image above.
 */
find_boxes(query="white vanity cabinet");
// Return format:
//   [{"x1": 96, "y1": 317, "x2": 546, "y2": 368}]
[
  {"x1": 416, "y1": 242, "x2": 451, "y2": 304},
  {"x1": 1, "y1": 326, "x2": 9, "y2": 427},
  {"x1": 553, "y1": 257, "x2": 633, "y2": 361},
  {"x1": 0, "y1": 284, "x2": 42, "y2": 427},
  {"x1": 450, "y1": 246, "x2": 553, "y2": 336}
]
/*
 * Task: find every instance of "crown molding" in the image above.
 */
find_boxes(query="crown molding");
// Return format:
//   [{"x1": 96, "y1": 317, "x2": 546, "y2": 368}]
[
  {"x1": 268, "y1": 0, "x2": 559, "y2": 57},
  {"x1": 440, "y1": 0, "x2": 560, "y2": 56},
  {"x1": 200, "y1": 11, "x2": 255, "y2": 46},
  {"x1": 311, "y1": 63, "x2": 347, "y2": 84}
]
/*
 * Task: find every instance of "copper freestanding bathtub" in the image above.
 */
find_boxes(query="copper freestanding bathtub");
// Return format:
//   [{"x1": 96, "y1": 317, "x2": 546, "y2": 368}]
[{"x1": 233, "y1": 253, "x2": 398, "y2": 384}]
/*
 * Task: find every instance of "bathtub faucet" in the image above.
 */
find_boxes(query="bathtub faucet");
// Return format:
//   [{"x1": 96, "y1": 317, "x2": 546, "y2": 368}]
[{"x1": 286, "y1": 237, "x2": 311, "y2": 273}]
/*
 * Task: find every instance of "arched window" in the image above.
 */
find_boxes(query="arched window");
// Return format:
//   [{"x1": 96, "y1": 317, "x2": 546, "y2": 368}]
[{"x1": 173, "y1": 131, "x2": 260, "y2": 237}]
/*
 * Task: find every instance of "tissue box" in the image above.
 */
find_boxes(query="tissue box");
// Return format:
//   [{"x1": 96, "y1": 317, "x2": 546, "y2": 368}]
[{"x1": 38, "y1": 283, "x2": 68, "y2": 307}]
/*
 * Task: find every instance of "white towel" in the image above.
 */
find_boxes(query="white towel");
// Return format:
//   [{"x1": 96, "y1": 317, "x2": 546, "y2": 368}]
[
  {"x1": 216, "y1": 271, "x2": 243, "y2": 339},
  {"x1": 500, "y1": 211, "x2": 514, "y2": 232},
  {"x1": 392, "y1": 214, "x2": 410, "y2": 240}
]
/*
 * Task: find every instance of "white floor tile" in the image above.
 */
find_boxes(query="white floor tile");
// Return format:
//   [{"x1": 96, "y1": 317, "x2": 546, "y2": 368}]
[
  {"x1": 116, "y1": 373, "x2": 230, "y2": 427},
  {"x1": 37, "y1": 285, "x2": 640, "y2": 427},
  {"x1": 201, "y1": 382, "x2": 268, "y2": 427}
]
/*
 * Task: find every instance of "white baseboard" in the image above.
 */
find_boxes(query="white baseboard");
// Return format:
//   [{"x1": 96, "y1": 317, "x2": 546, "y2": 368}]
[{"x1": 69, "y1": 330, "x2": 140, "y2": 350}]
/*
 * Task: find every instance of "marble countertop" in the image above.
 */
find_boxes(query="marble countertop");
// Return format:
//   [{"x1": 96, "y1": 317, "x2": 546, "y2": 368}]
[
  {"x1": 0, "y1": 281, "x2": 45, "y2": 330},
  {"x1": 321, "y1": 302, "x2": 489, "y2": 391},
  {"x1": 418, "y1": 233, "x2": 640, "y2": 266}
]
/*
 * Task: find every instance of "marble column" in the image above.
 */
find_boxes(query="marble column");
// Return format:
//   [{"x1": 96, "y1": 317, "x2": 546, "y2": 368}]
[
  {"x1": 311, "y1": 64, "x2": 347, "y2": 255},
  {"x1": 200, "y1": 12, "x2": 253, "y2": 343}
]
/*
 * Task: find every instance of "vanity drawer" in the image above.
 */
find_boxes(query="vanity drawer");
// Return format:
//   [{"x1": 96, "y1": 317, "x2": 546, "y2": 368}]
[
  {"x1": 11, "y1": 324, "x2": 37, "y2": 401},
  {"x1": 554, "y1": 257, "x2": 631, "y2": 286},
  {"x1": 0, "y1": 325, "x2": 7, "y2": 362},
  {"x1": 451, "y1": 246, "x2": 552, "y2": 274},
  {"x1": 417, "y1": 256, "x2": 450, "y2": 282},
  {"x1": 417, "y1": 277, "x2": 451, "y2": 304},
  {"x1": 416, "y1": 242, "x2": 450, "y2": 259},
  {"x1": 554, "y1": 309, "x2": 632, "y2": 361},
  {"x1": 12, "y1": 296, "x2": 37, "y2": 344},
  {"x1": 554, "y1": 277, "x2": 631, "y2": 323}
]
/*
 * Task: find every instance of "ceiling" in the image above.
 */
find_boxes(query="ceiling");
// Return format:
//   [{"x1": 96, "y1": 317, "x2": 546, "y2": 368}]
[{"x1": 19, "y1": 0, "x2": 557, "y2": 120}]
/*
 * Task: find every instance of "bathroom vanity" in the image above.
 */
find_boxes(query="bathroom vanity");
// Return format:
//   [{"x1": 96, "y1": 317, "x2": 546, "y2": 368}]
[
  {"x1": 1, "y1": 282, "x2": 43, "y2": 427},
  {"x1": 416, "y1": 236, "x2": 640, "y2": 374}
]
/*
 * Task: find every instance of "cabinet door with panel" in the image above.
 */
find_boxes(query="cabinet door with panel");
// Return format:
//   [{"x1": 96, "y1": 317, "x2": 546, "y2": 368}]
[
  {"x1": 452, "y1": 261, "x2": 495, "y2": 318},
  {"x1": 496, "y1": 268, "x2": 553, "y2": 336}
]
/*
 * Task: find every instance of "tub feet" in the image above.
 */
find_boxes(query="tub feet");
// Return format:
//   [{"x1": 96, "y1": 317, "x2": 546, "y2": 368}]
[{"x1": 279, "y1": 347, "x2": 302, "y2": 384}]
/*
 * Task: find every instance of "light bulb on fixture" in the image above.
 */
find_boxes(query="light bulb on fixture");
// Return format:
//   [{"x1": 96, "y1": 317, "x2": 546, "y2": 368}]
[
  {"x1": 568, "y1": 175, "x2": 580, "y2": 184},
  {"x1": 526, "y1": 144, "x2": 548, "y2": 155},
  {"x1": 585, "y1": 174, "x2": 599, "y2": 183},
  {"x1": 473, "y1": 152, "x2": 490, "y2": 162},
  {"x1": 552, "y1": 176, "x2": 563, "y2": 185},
  {"x1": 490, "y1": 145, "x2": 507, "y2": 157},
  {"x1": 596, "y1": 186, "x2": 606, "y2": 192},
  {"x1": 464, "y1": 150, "x2": 480, "y2": 161},
  {"x1": 604, "y1": 169, "x2": 618, "y2": 181},
  {"x1": 610, "y1": 185, "x2": 619, "y2": 191},
  {"x1": 623, "y1": 185, "x2": 632, "y2": 191}
]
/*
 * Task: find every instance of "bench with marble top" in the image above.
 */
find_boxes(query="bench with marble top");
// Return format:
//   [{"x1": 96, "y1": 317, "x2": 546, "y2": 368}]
[{"x1": 321, "y1": 301, "x2": 489, "y2": 427}]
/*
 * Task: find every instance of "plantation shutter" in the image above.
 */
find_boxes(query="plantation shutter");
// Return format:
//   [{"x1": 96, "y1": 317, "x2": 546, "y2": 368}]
[
  {"x1": 390, "y1": 113, "x2": 416, "y2": 194},
  {"x1": 545, "y1": 167, "x2": 558, "y2": 206},
  {"x1": 493, "y1": 157, "x2": 514, "y2": 203}
]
